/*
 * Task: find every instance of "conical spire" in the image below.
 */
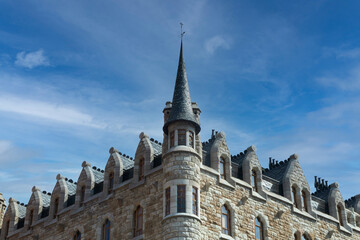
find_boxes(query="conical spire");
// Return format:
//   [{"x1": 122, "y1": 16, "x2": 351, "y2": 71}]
[{"x1": 163, "y1": 41, "x2": 200, "y2": 134}]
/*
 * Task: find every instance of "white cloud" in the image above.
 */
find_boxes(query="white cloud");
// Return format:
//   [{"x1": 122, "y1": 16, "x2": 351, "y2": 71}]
[
  {"x1": 316, "y1": 65, "x2": 360, "y2": 91},
  {"x1": 15, "y1": 49, "x2": 50, "y2": 69},
  {"x1": 205, "y1": 35, "x2": 231, "y2": 54},
  {"x1": 0, "y1": 95, "x2": 105, "y2": 129}
]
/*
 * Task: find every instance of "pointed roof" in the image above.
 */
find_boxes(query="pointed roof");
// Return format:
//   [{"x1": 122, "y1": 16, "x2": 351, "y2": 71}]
[{"x1": 163, "y1": 41, "x2": 200, "y2": 134}]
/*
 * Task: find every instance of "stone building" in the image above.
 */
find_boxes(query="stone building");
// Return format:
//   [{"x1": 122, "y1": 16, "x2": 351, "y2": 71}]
[{"x1": 0, "y1": 41, "x2": 360, "y2": 240}]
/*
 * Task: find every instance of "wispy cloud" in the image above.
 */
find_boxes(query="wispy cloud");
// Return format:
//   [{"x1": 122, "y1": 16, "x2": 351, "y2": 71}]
[
  {"x1": 316, "y1": 64, "x2": 360, "y2": 91},
  {"x1": 15, "y1": 49, "x2": 50, "y2": 69},
  {"x1": 0, "y1": 95, "x2": 105, "y2": 128},
  {"x1": 205, "y1": 35, "x2": 232, "y2": 54}
]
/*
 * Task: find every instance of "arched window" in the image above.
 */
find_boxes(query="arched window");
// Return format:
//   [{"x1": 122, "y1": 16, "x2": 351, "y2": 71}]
[
  {"x1": 292, "y1": 186, "x2": 298, "y2": 208},
  {"x1": 337, "y1": 204, "x2": 344, "y2": 226},
  {"x1": 251, "y1": 170, "x2": 257, "y2": 191},
  {"x1": 294, "y1": 232, "x2": 299, "y2": 240},
  {"x1": 134, "y1": 206, "x2": 143, "y2": 237},
  {"x1": 301, "y1": 190, "x2": 307, "y2": 212},
  {"x1": 221, "y1": 205, "x2": 230, "y2": 235},
  {"x1": 219, "y1": 157, "x2": 225, "y2": 179},
  {"x1": 255, "y1": 217, "x2": 264, "y2": 240},
  {"x1": 73, "y1": 230, "x2": 81, "y2": 240},
  {"x1": 108, "y1": 172, "x2": 114, "y2": 194},
  {"x1": 53, "y1": 198, "x2": 59, "y2": 218},
  {"x1": 80, "y1": 186, "x2": 85, "y2": 207},
  {"x1": 302, "y1": 234, "x2": 310, "y2": 240},
  {"x1": 102, "y1": 219, "x2": 110, "y2": 240},
  {"x1": 139, "y1": 158, "x2": 144, "y2": 181},
  {"x1": 28, "y1": 209, "x2": 34, "y2": 230}
]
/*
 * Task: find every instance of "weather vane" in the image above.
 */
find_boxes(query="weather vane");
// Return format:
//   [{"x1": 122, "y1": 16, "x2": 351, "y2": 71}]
[{"x1": 180, "y1": 22, "x2": 185, "y2": 40}]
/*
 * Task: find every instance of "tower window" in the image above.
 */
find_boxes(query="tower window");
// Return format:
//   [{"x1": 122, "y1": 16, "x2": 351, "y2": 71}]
[
  {"x1": 102, "y1": 219, "x2": 110, "y2": 240},
  {"x1": 73, "y1": 230, "x2": 81, "y2": 240},
  {"x1": 302, "y1": 235, "x2": 310, "y2": 240},
  {"x1": 188, "y1": 131, "x2": 194, "y2": 148},
  {"x1": 301, "y1": 190, "x2": 307, "y2": 212},
  {"x1": 177, "y1": 185, "x2": 186, "y2": 213},
  {"x1": 134, "y1": 206, "x2": 143, "y2": 237},
  {"x1": 221, "y1": 205, "x2": 230, "y2": 235},
  {"x1": 292, "y1": 186, "x2": 298, "y2": 208},
  {"x1": 170, "y1": 131, "x2": 175, "y2": 148},
  {"x1": 192, "y1": 187, "x2": 198, "y2": 215},
  {"x1": 53, "y1": 198, "x2": 59, "y2": 219},
  {"x1": 337, "y1": 204, "x2": 344, "y2": 226},
  {"x1": 108, "y1": 172, "x2": 114, "y2": 194},
  {"x1": 251, "y1": 170, "x2": 257, "y2": 191},
  {"x1": 80, "y1": 186, "x2": 85, "y2": 207},
  {"x1": 294, "y1": 233, "x2": 299, "y2": 240},
  {"x1": 178, "y1": 129, "x2": 186, "y2": 145},
  {"x1": 139, "y1": 158, "x2": 144, "y2": 181},
  {"x1": 165, "y1": 187, "x2": 170, "y2": 216},
  {"x1": 219, "y1": 157, "x2": 225, "y2": 179},
  {"x1": 255, "y1": 217, "x2": 264, "y2": 240}
]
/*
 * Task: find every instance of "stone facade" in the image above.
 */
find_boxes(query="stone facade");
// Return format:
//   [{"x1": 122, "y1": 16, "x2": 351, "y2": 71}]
[{"x1": 1, "y1": 42, "x2": 360, "y2": 240}]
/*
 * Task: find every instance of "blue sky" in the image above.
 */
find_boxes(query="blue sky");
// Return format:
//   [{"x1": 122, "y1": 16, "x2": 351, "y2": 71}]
[{"x1": 0, "y1": 0, "x2": 359, "y2": 204}]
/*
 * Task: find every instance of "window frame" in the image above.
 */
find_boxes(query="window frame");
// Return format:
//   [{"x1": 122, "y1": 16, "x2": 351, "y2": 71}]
[
  {"x1": 292, "y1": 186, "x2": 298, "y2": 208},
  {"x1": 188, "y1": 130, "x2": 194, "y2": 148},
  {"x1": 80, "y1": 186, "x2": 85, "y2": 207},
  {"x1": 53, "y1": 198, "x2": 59, "y2": 219},
  {"x1": 139, "y1": 158, "x2": 145, "y2": 181},
  {"x1": 73, "y1": 230, "x2": 81, "y2": 240},
  {"x1": 28, "y1": 209, "x2": 34, "y2": 230},
  {"x1": 221, "y1": 205, "x2": 230, "y2": 235},
  {"x1": 165, "y1": 187, "x2": 171, "y2": 216},
  {"x1": 134, "y1": 206, "x2": 143, "y2": 237},
  {"x1": 255, "y1": 217, "x2": 264, "y2": 240},
  {"x1": 301, "y1": 190, "x2": 307, "y2": 212},
  {"x1": 177, "y1": 185, "x2": 186, "y2": 213},
  {"x1": 192, "y1": 187, "x2": 198, "y2": 215},
  {"x1": 178, "y1": 129, "x2": 186, "y2": 146},
  {"x1": 170, "y1": 131, "x2": 175, "y2": 148},
  {"x1": 219, "y1": 157, "x2": 225, "y2": 180},
  {"x1": 251, "y1": 170, "x2": 257, "y2": 192},
  {"x1": 108, "y1": 171, "x2": 114, "y2": 194},
  {"x1": 337, "y1": 204, "x2": 344, "y2": 226},
  {"x1": 102, "y1": 219, "x2": 111, "y2": 240}
]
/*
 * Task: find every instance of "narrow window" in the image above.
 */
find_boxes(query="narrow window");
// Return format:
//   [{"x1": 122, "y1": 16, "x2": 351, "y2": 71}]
[
  {"x1": 347, "y1": 214, "x2": 352, "y2": 225},
  {"x1": 108, "y1": 172, "x2": 114, "y2": 194},
  {"x1": 338, "y1": 204, "x2": 344, "y2": 226},
  {"x1": 53, "y1": 198, "x2": 59, "y2": 218},
  {"x1": 219, "y1": 157, "x2": 225, "y2": 179},
  {"x1": 134, "y1": 206, "x2": 143, "y2": 237},
  {"x1": 5, "y1": 220, "x2": 9, "y2": 237},
  {"x1": 170, "y1": 131, "x2": 175, "y2": 148},
  {"x1": 192, "y1": 187, "x2": 198, "y2": 215},
  {"x1": 251, "y1": 170, "x2": 257, "y2": 191},
  {"x1": 177, "y1": 185, "x2": 186, "y2": 213},
  {"x1": 255, "y1": 217, "x2": 264, "y2": 240},
  {"x1": 301, "y1": 190, "x2": 307, "y2": 212},
  {"x1": 292, "y1": 186, "x2": 298, "y2": 208},
  {"x1": 221, "y1": 205, "x2": 230, "y2": 235},
  {"x1": 357, "y1": 216, "x2": 360, "y2": 227},
  {"x1": 178, "y1": 129, "x2": 186, "y2": 145},
  {"x1": 80, "y1": 186, "x2": 85, "y2": 207},
  {"x1": 139, "y1": 158, "x2": 144, "y2": 181},
  {"x1": 73, "y1": 230, "x2": 81, "y2": 240},
  {"x1": 28, "y1": 209, "x2": 34, "y2": 229},
  {"x1": 102, "y1": 219, "x2": 110, "y2": 240},
  {"x1": 188, "y1": 131, "x2": 194, "y2": 148},
  {"x1": 165, "y1": 187, "x2": 170, "y2": 216}
]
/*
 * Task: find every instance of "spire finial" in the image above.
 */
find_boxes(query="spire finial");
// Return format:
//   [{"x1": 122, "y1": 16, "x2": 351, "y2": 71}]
[{"x1": 180, "y1": 22, "x2": 185, "y2": 40}]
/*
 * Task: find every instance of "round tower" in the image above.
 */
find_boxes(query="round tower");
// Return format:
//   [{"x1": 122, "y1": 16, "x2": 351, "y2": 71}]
[{"x1": 161, "y1": 41, "x2": 202, "y2": 240}]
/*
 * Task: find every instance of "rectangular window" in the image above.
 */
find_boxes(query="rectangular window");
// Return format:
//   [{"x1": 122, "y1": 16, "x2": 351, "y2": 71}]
[
  {"x1": 108, "y1": 172, "x2": 114, "y2": 194},
  {"x1": 192, "y1": 187, "x2": 198, "y2": 215},
  {"x1": 170, "y1": 131, "x2": 175, "y2": 148},
  {"x1": 165, "y1": 187, "x2": 171, "y2": 216},
  {"x1": 188, "y1": 131, "x2": 194, "y2": 148},
  {"x1": 139, "y1": 158, "x2": 144, "y2": 181},
  {"x1": 177, "y1": 185, "x2": 186, "y2": 213},
  {"x1": 220, "y1": 157, "x2": 225, "y2": 179},
  {"x1": 178, "y1": 129, "x2": 186, "y2": 145}
]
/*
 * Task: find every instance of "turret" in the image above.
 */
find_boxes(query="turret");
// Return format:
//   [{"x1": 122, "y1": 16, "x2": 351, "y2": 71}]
[
  {"x1": 0, "y1": 193, "x2": 6, "y2": 231},
  {"x1": 161, "y1": 41, "x2": 202, "y2": 240}
]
